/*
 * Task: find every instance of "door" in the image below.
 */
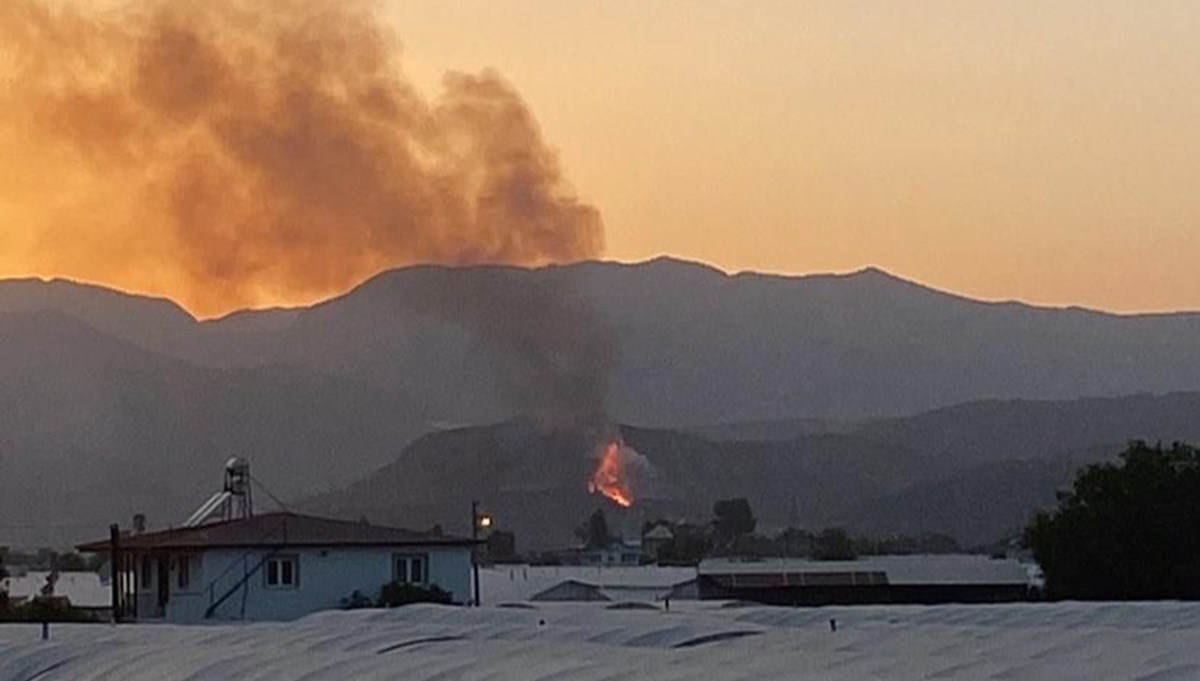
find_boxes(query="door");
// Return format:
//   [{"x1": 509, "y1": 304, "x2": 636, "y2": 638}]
[{"x1": 156, "y1": 555, "x2": 170, "y2": 617}]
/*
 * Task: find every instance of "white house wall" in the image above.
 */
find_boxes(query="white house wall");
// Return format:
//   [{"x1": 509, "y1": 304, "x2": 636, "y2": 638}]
[{"x1": 166, "y1": 545, "x2": 471, "y2": 623}]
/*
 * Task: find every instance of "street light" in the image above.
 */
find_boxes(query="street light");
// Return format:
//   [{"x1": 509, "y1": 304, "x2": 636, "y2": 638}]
[{"x1": 471, "y1": 501, "x2": 494, "y2": 606}]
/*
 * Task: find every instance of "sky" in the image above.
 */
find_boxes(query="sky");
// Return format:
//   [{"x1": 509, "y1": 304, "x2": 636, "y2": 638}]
[
  {"x1": 384, "y1": 0, "x2": 1200, "y2": 313},
  {"x1": 2, "y1": 1, "x2": 1198, "y2": 314}
]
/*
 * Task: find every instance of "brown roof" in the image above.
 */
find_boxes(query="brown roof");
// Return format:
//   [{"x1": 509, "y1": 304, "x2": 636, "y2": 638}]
[{"x1": 77, "y1": 512, "x2": 477, "y2": 553}]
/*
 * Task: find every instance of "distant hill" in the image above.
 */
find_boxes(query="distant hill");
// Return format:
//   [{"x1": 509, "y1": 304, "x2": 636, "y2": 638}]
[
  {"x1": 305, "y1": 393, "x2": 1200, "y2": 549},
  {"x1": 840, "y1": 453, "x2": 1111, "y2": 544},
  {"x1": 0, "y1": 311, "x2": 429, "y2": 548},
  {"x1": 9, "y1": 258, "x2": 1200, "y2": 424},
  {"x1": 259, "y1": 259, "x2": 1200, "y2": 424},
  {"x1": 5, "y1": 259, "x2": 1200, "y2": 547}
]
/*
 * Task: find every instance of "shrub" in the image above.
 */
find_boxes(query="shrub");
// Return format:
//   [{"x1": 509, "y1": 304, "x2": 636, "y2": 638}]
[{"x1": 377, "y1": 582, "x2": 452, "y2": 608}]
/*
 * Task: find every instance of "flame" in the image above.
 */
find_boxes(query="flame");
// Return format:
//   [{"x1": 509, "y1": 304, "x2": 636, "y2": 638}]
[{"x1": 589, "y1": 441, "x2": 635, "y2": 508}]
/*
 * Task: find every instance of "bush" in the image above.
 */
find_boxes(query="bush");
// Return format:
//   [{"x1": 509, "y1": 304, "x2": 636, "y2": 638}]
[
  {"x1": 0, "y1": 597, "x2": 99, "y2": 623},
  {"x1": 376, "y1": 582, "x2": 453, "y2": 608},
  {"x1": 340, "y1": 590, "x2": 374, "y2": 610}
]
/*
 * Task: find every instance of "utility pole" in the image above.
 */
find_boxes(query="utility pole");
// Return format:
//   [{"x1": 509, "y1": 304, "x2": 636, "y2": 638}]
[
  {"x1": 109, "y1": 524, "x2": 121, "y2": 624},
  {"x1": 471, "y1": 500, "x2": 480, "y2": 607}
]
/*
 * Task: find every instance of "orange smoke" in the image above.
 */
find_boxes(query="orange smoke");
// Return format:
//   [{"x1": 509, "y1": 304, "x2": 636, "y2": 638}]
[
  {"x1": 589, "y1": 440, "x2": 635, "y2": 508},
  {"x1": 0, "y1": 0, "x2": 602, "y2": 318}
]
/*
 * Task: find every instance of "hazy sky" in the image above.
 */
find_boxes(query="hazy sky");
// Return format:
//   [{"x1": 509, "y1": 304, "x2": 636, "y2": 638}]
[{"x1": 385, "y1": 1, "x2": 1200, "y2": 313}]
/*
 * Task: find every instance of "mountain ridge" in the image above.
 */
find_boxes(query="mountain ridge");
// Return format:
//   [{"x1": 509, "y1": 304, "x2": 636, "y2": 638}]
[
  {"x1": 10, "y1": 257, "x2": 1200, "y2": 321},
  {"x1": 5, "y1": 259, "x2": 1200, "y2": 546}
]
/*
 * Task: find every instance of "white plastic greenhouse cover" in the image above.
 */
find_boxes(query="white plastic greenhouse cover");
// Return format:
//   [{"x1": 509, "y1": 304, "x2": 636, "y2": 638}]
[{"x1": 4, "y1": 601, "x2": 1200, "y2": 680}]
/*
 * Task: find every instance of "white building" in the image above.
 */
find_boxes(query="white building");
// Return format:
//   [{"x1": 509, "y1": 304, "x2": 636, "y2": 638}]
[
  {"x1": 2, "y1": 570, "x2": 112, "y2": 614},
  {"x1": 77, "y1": 512, "x2": 476, "y2": 623},
  {"x1": 481, "y1": 565, "x2": 698, "y2": 604}
]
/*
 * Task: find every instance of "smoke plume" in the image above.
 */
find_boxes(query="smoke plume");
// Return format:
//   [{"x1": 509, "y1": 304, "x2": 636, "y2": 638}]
[
  {"x1": 0, "y1": 0, "x2": 603, "y2": 318},
  {"x1": 401, "y1": 266, "x2": 615, "y2": 422}
]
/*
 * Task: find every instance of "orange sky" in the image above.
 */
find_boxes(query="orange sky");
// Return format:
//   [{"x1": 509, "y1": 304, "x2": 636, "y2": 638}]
[
  {"x1": 385, "y1": 0, "x2": 1200, "y2": 313},
  {"x1": 3, "y1": 1, "x2": 1199, "y2": 314}
]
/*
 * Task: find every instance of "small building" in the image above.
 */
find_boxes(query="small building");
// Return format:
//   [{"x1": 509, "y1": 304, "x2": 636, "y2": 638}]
[
  {"x1": 77, "y1": 512, "x2": 477, "y2": 623},
  {"x1": 531, "y1": 572, "x2": 697, "y2": 603},
  {"x1": 481, "y1": 565, "x2": 698, "y2": 604},
  {"x1": 698, "y1": 555, "x2": 1039, "y2": 606},
  {"x1": 641, "y1": 524, "x2": 674, "y2": 562},
  {"x1": 559, "y1": 542, "x2": 643, "y2": 567},
  {"x1": 3, "y1": 571, "x2": 112, "y2": 617}
]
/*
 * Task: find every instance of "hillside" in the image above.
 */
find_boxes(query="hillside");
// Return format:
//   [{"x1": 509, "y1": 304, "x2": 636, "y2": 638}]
[
  {"x1": 235, "y1": 260, "x2": 1200, "y2": 424},
  {"x1": 0, "y1": 311, "x2": 429, "y2": 548},
  {"x1": 9, "y1": 259, "x2": 1200, "y2": 425},
  {"x1": 5, "y1": 259, "x2": 1200, "y2": 546},
  {"x1": 305, "y1": 393, "x2": 1200, "y2": 549}
]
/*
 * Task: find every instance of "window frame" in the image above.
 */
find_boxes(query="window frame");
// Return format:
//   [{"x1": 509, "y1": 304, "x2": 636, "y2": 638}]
[
  {"x1": 393, "y1": 553, "x2": 430, "y2": 586},
  {"x1": 175, "y1": 554, "x2": 192, "y2": 592},
  {"x1": 263, "y1": 554, "x2": 300, "y2": 590}
]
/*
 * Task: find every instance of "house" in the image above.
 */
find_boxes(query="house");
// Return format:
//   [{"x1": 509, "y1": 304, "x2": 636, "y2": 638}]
[
  {"x1": 557, "y1": 542, "x2": 643, "y2": 567},
  {"x1": 640, "y1": 524, "x2": 674, "y2": 562},
  {"x1": 77, "y1": 512, "x2": 477, "y2": 623},
  {"x1": 697, "y1": 555, "x2": 1040, "y2": 606}
]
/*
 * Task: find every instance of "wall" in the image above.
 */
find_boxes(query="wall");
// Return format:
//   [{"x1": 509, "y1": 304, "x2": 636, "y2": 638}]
[
  {"x1": 696, "y1": 576, "x2": 1035, "y2": 606},
  {"x1": 164, "y1": 545, "x2": 472, "y2": 623}
]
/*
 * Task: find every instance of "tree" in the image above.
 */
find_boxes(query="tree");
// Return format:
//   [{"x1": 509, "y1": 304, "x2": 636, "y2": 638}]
[
  {"x1": 775, "y1": 527, "x2": 813, "y2": 557},
  {"x1": 485, "y1": 531, "x2": 519, "y2": 563},
  {"x1": 712, "y1": 498, "x2": 756, "y2": 550},
  {"x1": 812, "y1": 528, "x2": 856, "y2": 561},
  {"x1": 576, "y1": 509, "x2": 614, "y2": 550},
  {"x1": 55, "y1": 552, "x2": 89, "y2": 571},
  {"x1": 656, "y1": 523, "x2": 712, "y2": 565},
  {"x1": 1025, "y1": 441, "x2": 1200, "y2": 600}
]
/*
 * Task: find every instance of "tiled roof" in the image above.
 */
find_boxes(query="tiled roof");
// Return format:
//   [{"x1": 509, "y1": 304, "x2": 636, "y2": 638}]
[{"x1": 77, "y1": 512, "x2": 476, "y2": 552}]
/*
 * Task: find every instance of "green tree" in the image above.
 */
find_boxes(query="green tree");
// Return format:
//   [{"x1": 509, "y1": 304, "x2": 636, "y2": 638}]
[
  {"x1": 775, "y1": 527, "x2": 813, "y2": 557},
  {"x1": 485, "y1": 531, "x2": 519, "y2": 563},
  {"x1": 656, "y1": 523, "x2": 713, "y2": 565},
  {"x1": 55, "y1": 552, "x2": 88, "y2": 571},
  {"x1": 576, "y1": 509, "x2": 614, "y2": 550},
  {"x1": 812, "y1": 528, "x2": 856, "y2": 561},
  {"x1": 712, "y1": 498, "x2": 756, "y2": 550},
  {"x1": 1025, "y1": 441, "x2": 1200, "y2": 600}
]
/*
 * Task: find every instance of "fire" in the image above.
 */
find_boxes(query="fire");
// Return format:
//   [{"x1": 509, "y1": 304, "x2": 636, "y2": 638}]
[{"x1": 589, "y1": 441, "x2": 635, "y2": 508}]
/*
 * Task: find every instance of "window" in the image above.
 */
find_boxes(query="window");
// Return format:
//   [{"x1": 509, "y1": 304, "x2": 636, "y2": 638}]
[
  {"x1": 265, "y1": 556, "x2": 299, "y2": 589},
  {"x1": 393, "y1": 554, "x2": 428, "y2": 585},
  {"x1": 176, "y1": 555, "x2": 191, "y2": 591}
]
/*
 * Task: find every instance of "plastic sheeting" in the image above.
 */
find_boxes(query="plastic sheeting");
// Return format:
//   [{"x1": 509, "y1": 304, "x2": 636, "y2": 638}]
[{"x1": 4, "y1": 601, "x2": 1200, "y2": 680}]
